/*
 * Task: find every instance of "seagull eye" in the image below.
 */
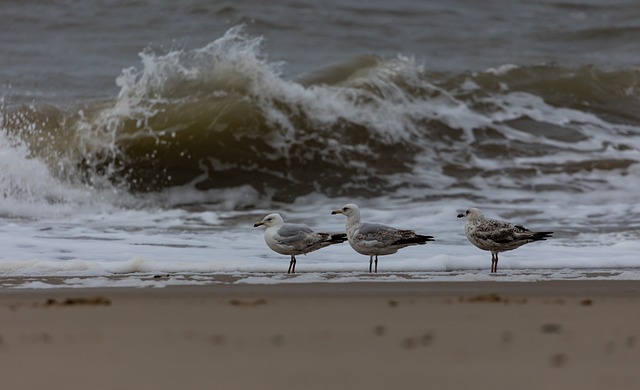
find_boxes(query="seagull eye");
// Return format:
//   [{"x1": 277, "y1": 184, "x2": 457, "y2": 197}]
[
  {"x1": 343, "y1": 207, "x2": 349, "y2": 211},
  {"x1": 465, "y1": 210, "x2": 470, "y2": 215}
]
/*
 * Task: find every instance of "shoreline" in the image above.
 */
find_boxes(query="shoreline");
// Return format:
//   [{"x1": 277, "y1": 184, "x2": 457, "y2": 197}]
[
  {"x1": 2, "y1": 280, "x2": 639, "y2": 390},
  {"x1": 2, "y1": 267, "x2": 640, "y2": 289},
  {"x1": 2, "y1": 279, "x2": 640, "y2": 297}
]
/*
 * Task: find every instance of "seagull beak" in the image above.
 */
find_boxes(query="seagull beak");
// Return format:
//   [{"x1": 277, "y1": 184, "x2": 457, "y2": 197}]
[
  {"x1": 456, "y1": 213, "x2": 464, "y2": 218},
  {"x1": 254, "y1": 221, "x2": 264, "y2": 227},
  {"x1": 331, "y1": 209, "x2": 342, "y2": 215}
]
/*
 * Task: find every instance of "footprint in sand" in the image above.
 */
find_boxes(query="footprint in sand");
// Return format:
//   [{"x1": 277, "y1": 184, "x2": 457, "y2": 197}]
[
  {"x1": 549, "y1": 353, "x2": 568, "y2": 368},
  {"x1": 540, "y1": 323, "x2": 563, "y2": 334}
]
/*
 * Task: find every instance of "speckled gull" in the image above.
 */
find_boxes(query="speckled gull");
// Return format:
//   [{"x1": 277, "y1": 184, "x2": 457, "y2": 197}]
[
  {"x1": 331, "y1": 203, "x2": 435, "y2": 273},
  {"x1": 254, "y1": 213, "x2": 347, "y2": 273},
  {"x1": 457, "y1": 208, "x2": 553, "y2": 273}
]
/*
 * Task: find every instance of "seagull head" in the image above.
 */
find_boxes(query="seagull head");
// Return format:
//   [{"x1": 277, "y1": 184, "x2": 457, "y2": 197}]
[
  {"x1": 331, "y1": 203, "x2": 360, "y2": 219},
  {"x1": 457, "y1": 208, "x2": 484, "y2": 221},
  {"x1": 254, "y1": 213, "x2": 285, "y2": 228}
]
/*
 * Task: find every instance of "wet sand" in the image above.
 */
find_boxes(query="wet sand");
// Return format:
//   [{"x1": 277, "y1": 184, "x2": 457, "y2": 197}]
[{"x1": 1, "y1": 280, "x2": 639, "y2": 390}]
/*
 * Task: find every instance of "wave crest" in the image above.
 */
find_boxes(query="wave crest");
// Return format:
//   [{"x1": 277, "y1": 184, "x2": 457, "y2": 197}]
[{"x1": 2, "y1": 26, "x2": 640, "y2": 208}]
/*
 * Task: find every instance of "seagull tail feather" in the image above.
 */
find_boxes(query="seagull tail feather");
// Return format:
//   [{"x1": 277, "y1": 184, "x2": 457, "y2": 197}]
[
  {"x1": 532, "y1": 231, "x2": 553, "y2": 241},
  {"x1": 392, "y1": 234, "x2": 435, "y2": 246},
  {"x1": 328, "y1": 233, "x2": 348, "y2": 244}
]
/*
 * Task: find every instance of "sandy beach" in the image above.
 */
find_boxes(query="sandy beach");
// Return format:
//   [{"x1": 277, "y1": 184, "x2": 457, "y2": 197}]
[{"x1": 1, "y1": 280, "x2": 639, "y2": 390}]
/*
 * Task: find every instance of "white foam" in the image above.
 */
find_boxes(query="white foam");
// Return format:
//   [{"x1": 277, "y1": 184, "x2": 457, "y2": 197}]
[{"x1": 484, "y1": 64, "x2": 520, "y2": 76}]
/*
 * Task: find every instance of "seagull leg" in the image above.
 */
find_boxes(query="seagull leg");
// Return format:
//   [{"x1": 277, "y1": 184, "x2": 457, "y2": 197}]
[
  {"x1": 288, "y1": 255, "x2": 296, "y2": 274},
  {"x1": 369, "y1": 256, "x2": 373, "y2": 273},
  {"x1": 374, "y1": 255, "x2": 378, "y2": 273},
  {"x1": 490, "y1": 253, "x2": 498, "y2": 273}
]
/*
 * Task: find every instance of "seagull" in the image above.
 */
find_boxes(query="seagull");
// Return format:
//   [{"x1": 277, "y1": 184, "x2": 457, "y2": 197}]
[
  {"x1": 331, "y1": 203, "x2": 434, "y2": 273},
  {"x1": 457, "y1": 208, "x2": 553, "y2": 273},
  {"x1": 254, "y1": 213, "x2": 347, "y2": 273}
]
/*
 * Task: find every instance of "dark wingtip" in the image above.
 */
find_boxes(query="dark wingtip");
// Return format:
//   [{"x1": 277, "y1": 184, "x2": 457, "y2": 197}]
[
  {"x1": 392, "y1": 235, "x2": 435, "y2": 246},
  {"x1": 534, "y1": 231, "x2": 553, "y2": 240},
  {"x1": 329, "y1": 233, "x2": 348, "y2": 244}
]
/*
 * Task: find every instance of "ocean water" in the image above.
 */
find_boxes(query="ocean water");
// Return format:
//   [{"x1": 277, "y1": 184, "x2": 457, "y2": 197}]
[{"x1": 2, "y1": 0, "x2": 640, "y2": 288}]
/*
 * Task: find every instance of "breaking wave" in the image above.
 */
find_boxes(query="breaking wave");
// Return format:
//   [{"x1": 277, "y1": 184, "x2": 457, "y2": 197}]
[{"x1": 2, "y1": 25, "x2": 640, "y2": 210}]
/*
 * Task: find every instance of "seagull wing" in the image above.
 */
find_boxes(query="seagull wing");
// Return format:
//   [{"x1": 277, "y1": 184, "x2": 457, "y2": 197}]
[
  {"x1": 276, "y1": 223, "x2": 330, "y2": 252},
  {"x1": 474, "y1": 219, "x2": 533, "y2": 244},
  {"x1": 356, "y1": 223, "x2": 407, "y2": 247}
]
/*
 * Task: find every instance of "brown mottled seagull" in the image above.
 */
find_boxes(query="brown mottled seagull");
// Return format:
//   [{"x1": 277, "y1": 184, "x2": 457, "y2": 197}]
[
  {"x1": 331, "y1": 203, "x2": 435, "y2": 273},
  {"x1": 457, "y1": 208, "x2": 553, "y2": 273},
  {"x1": 254, "y1": 213, "x2": 347, "y2": 273}
]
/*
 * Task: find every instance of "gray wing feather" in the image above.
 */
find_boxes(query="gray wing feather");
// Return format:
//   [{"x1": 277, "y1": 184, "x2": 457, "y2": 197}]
[
  {"x1": 475, "y1": 219, "x2": 530, "y2": 243},
  {"x1": 278, "y1": 223, "x2": 313, "y2": 238},
  {"x1": 358, "y1": 223, "x2": 396, "y2": 236},
  {"x1": 277, "y1": 223, "x2": 333, "y2": 252},
  {"x1": 357, "y1": 223, "x2": 405, "y2": 245}
]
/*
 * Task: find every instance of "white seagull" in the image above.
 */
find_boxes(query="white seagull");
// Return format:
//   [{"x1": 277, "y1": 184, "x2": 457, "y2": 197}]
[
  {"x1": 331, "y1": 203, "x2": 434, "y2": 273},
  {"x1": 457, "y1": 208, "x2": 553, "y2": 273},
  {"x1": 254, "y1": 213, "x2": 347, "y2": 273}
]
